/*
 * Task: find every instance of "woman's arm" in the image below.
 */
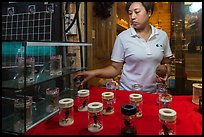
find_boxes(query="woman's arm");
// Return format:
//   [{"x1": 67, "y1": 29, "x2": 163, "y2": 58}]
[{"x1": 74, "y1": 61, "x2": 123, "y2": 85}]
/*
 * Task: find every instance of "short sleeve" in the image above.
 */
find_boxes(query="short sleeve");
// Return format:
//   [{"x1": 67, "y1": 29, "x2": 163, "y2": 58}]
[
  {"x1": 111, "y1": 35, "x2": 125, "y2": 62},
  {"x1": 163, "y1": 32, "x2": 173, "y2": 57}
]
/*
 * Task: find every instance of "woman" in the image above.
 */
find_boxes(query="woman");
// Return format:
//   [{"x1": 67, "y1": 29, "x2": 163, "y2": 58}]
[{"x1": 74, "y1": 2, "x2": 173, "y2": 92}]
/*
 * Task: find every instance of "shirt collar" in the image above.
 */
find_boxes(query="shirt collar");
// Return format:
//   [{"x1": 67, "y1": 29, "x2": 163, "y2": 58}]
[{"x1": 130, "y1": 24, "x2": 159, "y2": 38}]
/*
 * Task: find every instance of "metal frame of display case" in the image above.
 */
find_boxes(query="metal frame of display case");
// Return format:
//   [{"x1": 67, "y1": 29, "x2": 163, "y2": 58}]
[{"x1": 2, "y1": 41, "x2": 92, "y2": 134}]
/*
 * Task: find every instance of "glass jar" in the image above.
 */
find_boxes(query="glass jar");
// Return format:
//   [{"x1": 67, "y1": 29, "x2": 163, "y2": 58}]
[
  {"x1": 159, "y1": 108, "x2": 177, "y2": 135},
  {"x1": 50, "y1": 55, "x2": 62, "y2": 78},
  {"x1": 106, "y1": 81, "x2": 116, "y2": 91},
  {"x1": 132, "y1": 84, "x2": 143, "y2": 93},
  {"x1": 14, "y1": 96, "x2": 33, "y2": 132},
  {"x1": 129, "y1": 94, "x2": 143, "y2": 118},
  {"x1": 77, "y1": 89, "x2": 89, "y2": 112},
  {"x1": 67, "y1": 53, "x2": 76, "y2": 70},
  {"x1": 192, "y1": 83, "x2": 202, "y2": 105},
  {"x1": 17, "y1": 56, "x2": 35, "y2": 85},
  {"x1": 59, "y1": 98, "x2": 74, "y2": 126},
  {"x1": 102, "y1": 92, "x2": 115, "y2": 115},
  {"x1": 121, "y1": 104, "x2": 137, "y2": 135},
  {"x1": 46, "y1": 87, "x2": 59, "y2": 113},
  {"x1": 88, "y1": 102, "x2": 103, "y2": 132},
  {"x1": 156, "y1": 83, "x2": 167, "y2": 105},
  {"x1": 159, "y1": 93, "x2": 172, "y2": 108}
]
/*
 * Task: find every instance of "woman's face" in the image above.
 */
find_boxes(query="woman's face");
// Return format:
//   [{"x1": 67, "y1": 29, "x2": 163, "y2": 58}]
[{"x1": 128, "y1": 2, "x2": 150, "y2": 30}]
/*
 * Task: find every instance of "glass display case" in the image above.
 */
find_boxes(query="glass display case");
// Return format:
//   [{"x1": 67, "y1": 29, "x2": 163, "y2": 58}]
[{"x1": 2, "y1": 41, "x2": 92, "y2": 134}]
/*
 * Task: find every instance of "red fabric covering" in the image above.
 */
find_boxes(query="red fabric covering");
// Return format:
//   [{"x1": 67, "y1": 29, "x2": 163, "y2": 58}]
[{"x1": 25, "y1": 85, "x2": 202, "y2": 135}]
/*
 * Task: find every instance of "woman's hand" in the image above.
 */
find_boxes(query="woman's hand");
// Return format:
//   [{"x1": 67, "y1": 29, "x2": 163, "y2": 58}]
[
  {"x1": 156, "y1": 74, "x2": 167, "y2": 84},
  {"x1": 156, "y1": 64, "x2": 169, "y2": 84},
  {"x1": 73, "y1": 70, "x2": 96, "y2": 86}
]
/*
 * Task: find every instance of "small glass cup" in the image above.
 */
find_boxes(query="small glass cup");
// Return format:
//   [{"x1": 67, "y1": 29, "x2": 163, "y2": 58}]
[
  {"x1": 159, "y1": 108, "x2": 176, "y2": 135},
  {"x1": 159, "y1": 93, "x2": 172, "y2": 108},
  {"x1": 46, "y1": 87, "x2": 59, "y2": 113},
  {"x1": 132, "y1": 84, "x2": 143, "y2": 93},
  {"x1": 156, "y1": 83, "x2": 167, "y2": 105},
  {"x1": 106, "y1": 81, "x2": 116, "y2": 91},
  {"x1": 14, "y1": 96, "x2": 33, "y2": 132}
]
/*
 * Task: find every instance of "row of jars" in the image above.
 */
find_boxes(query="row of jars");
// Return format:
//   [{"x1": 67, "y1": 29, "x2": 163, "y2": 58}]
[{"x1": 13, "y1": 83, "x2": 176, "y2": 135}]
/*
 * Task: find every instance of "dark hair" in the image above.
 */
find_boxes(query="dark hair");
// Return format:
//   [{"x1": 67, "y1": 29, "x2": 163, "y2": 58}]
[
  {"x1": 125, "y1": 2, "x2": 154, "y2": 15},
  {"x1": 93, "y1": 2, "x2": 114, "y2": 19}
]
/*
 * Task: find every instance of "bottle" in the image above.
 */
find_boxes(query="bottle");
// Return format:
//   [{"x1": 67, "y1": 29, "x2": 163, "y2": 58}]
[
  {"x1": 88, "y1": 102, "x2": 103, "y2": 132},
  {"x1": 121, "y1": 104, "x2": 137, "y2": 135},
  {"x1": 102, "y1": 92, "x2": 115, "y2": 115},
  {"x1": 129, "y1": 93, "x2": 143, "y2": 118},
  {"x1": 77, "y1": 89, "x2": 89, "y2": 111},
  {"x1": 59, "y1": 98, "x2": 74, "y2": 126},
  {"x1": 159, "y1": 108, "x2": 176, "y2": 135}
]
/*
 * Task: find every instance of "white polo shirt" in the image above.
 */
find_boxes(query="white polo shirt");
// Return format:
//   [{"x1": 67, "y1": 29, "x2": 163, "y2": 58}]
[{"x1": 111, "y1": 24, "x2": 172, "y2": 91}]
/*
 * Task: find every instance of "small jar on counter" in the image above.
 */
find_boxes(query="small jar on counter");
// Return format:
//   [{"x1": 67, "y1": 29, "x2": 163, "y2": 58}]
[
  {"x1": 159, "y1": 108, "x2": 176, "y2": 135},
  {"x1": 129, "y1": 93, "x2": 143, "y2": 118},
  {"x1": 132, "y1": 84, "x2": 143, "y2": 93},
  {"x1": 88, "y1": 102, "x2": 103, "y2": 132},
  {"x1": 159, "y1": 93, "x2": 172, "y2": 108},
  {"x1": 59, "y1": 98, "x2": 74, "y2": 126},
  {"x1": 77, "y1": 89, "x2": 89, "y2": 112},
  {"x1": 121, "y1": 104, "x2": 137, "y2": 135},
  {"x1": 102, "y1": 92, "x2": 115, "y2": 115}
]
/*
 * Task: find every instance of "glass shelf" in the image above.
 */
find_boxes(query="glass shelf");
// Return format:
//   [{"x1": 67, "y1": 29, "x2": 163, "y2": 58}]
[
  {"x1": 2, "y1": 89, "x2": 76, "y2": 134},
  {"x1": 2, "y1": 67, "x2": 86, "y2": 89},
  {"x1": 2, "y1": 41, "x2": 91, "y2": 134}
]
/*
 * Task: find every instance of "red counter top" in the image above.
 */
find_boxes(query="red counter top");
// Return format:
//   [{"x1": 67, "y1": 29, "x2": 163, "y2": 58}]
[{"x1": 25, "y1": 85, "x2": 202, "y2": 135}]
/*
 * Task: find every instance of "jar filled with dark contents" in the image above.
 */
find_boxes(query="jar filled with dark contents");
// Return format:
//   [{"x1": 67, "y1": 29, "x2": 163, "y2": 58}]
[
  {"x1": 121, "y1": 104, "x2": 137, "y2": 135},
  {"x1": 199, "y1": 96, "x2": 202, "y2": 114}
]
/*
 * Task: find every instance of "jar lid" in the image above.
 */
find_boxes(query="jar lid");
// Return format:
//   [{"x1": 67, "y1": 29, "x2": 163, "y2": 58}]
[
  {"x1": 159, "y1": 108, "x2": 176, "y2": 121},
  {"x1": 129, "y1": 93, "x2": 142, "y2": 102},
  {"x1": 88, "y1": 102, "x2": 103, "y2": 113},
  {"x1": 59, "y1": 98, "x2": 74, "y2": 108},
  {"x1": 121, "y1": 104, "x2": 137, "y2": 116},
  {"x1": 192, "y1": 83, "x2": 202, "y2": 89},
  {"x1": 102, "y1": 92, "x2": 114, "y2": 100},
  {"x1": 78, "y1": 89, "x2": 90, "y2": 97}
]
